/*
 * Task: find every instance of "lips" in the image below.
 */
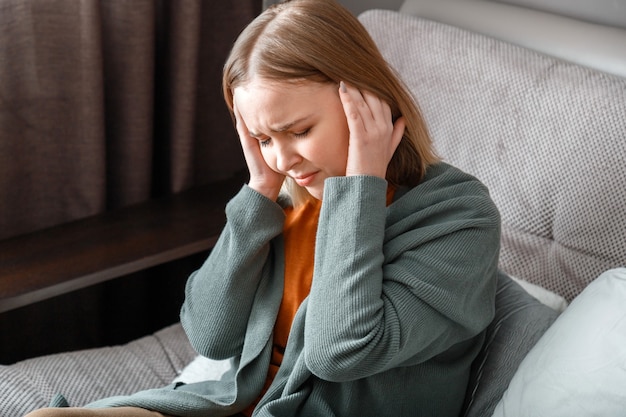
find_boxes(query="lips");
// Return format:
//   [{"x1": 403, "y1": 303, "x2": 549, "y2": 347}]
[{"x1": 293, "y1": 172, "x2": 317, "y2": 187}]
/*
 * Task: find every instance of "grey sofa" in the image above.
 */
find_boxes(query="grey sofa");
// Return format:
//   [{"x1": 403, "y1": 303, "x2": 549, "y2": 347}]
[{"x1": 1, "y1": 0, "x2": 625, "y2": 416}]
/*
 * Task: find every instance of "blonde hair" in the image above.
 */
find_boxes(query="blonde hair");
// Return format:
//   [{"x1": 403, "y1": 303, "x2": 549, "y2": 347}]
[{"x1": 223, "y1": 0, "x2": 439, "y2": 205}]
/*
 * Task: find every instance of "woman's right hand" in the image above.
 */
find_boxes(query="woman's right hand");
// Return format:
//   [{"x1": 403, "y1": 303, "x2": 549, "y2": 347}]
[{"x1": 233, "y1": 101, "x2": 285, "y2": 201}]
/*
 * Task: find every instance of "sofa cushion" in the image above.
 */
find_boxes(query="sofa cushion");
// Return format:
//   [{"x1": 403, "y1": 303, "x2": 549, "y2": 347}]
[
  {"x1": 492, "y1": 268, "x2": 626, "y2": 417},
  {"x1": 359, "y1": 10, "x2": 626, "y2": 302},
  {"x1": 0, "y1": 323, "x2": 197, "y2": 416}
]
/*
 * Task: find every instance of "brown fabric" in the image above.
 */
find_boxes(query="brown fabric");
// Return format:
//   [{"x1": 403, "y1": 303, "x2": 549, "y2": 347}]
[{"x1": 0, "y1": 0, "x2": 258, "y2": 240}]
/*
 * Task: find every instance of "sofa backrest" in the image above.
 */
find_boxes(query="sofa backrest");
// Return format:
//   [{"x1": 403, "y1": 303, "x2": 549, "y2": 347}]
[
  {"x1": 359, "y1": 8, "x2": 626, "y2": 301},
  {"x1": 397, "y1": 0, "x2": 626, "y2": 79}
]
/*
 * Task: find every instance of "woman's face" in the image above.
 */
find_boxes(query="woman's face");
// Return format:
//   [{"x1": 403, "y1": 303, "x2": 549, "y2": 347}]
[{"x1": 234, "y1": 79, "x2": 350, "y2": 200}]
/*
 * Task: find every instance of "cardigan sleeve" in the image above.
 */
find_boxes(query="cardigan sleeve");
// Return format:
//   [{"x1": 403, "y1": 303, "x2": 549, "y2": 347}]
[
  {"x1": 304, "y1": 167, "x2": 501, "y2": 382},
  {"x1": 180, "y1": 184, "x2": 285, "y2": 360}
]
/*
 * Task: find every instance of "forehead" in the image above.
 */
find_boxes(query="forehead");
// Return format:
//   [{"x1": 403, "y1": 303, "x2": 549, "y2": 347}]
[
  {"x1": 236, "y1": 79, "x2": 310, "y2": 103},
  {"x1": 234, "y1": 79, "x2": 337, "y2": 128}
]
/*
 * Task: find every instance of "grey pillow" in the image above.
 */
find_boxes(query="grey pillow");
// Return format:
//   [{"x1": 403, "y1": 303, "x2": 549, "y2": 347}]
[{"x1": 462, "y1": 271, "x2": 560, "y2": 417}]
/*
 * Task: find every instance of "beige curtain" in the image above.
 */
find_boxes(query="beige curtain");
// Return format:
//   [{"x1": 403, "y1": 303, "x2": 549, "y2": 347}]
[{"x1": 0, "y1": 0, "x2": 259, "y2": 240}]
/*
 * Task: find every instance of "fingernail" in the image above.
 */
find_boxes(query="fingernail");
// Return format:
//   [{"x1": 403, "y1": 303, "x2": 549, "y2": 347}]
[{"x1": 340, "y1": 81, "x2": 347, "y2": 93}]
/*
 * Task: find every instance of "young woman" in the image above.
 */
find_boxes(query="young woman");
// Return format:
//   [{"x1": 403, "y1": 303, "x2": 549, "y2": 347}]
[{"x1": 25, "y1": 0, "x2": 500, "y2": 416}]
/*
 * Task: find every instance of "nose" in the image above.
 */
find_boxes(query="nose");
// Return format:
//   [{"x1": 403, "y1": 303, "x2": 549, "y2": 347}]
[{"x1": 274, "y1": 141, "x2": 301, "y2": 173}]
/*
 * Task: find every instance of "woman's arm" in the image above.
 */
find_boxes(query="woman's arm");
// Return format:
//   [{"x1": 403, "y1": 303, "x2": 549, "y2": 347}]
[
  {"x1": 180, "y1": 185, "x2": 285, "y2": 360},
  {"x1": 304, "y1": 169, "x2": 501, "y2": 382}
]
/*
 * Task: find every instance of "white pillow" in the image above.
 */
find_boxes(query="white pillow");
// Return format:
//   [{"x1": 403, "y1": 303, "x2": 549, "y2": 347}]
[
  {"x1": 509, "y1": 275, "x2": 568, "y2": 312},
  {"x1": 492, "y1": 268, "x2": 626, "y2": 417},
  {"x1": 173, "y1": 355, "x2": 232, "y2": 384}
]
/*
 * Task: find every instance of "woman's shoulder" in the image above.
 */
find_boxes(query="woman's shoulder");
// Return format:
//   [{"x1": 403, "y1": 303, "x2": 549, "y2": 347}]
[
  {"x1": 391, "y1": 162, "x2": 500, "y2": 222},
  {"x1": 396, "y1": 162, "x2": 491, "y2": 199}
]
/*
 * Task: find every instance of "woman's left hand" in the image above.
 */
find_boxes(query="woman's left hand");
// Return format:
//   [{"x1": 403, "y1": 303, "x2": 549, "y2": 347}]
[{"x1": 338, "y1": 82, "x2": 406, "y2": 179}]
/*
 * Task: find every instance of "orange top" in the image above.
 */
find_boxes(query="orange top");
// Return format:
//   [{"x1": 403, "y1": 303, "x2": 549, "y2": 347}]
[{"x1": 270, "y1": 197, "x2": 322, "y2": 377}]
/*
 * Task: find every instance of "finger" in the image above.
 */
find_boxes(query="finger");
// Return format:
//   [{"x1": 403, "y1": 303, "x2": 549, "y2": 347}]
[
  {"x1": 232, "y1": 101, "x2": 263, "y2": 169},
  {"x1": 232, "y1": 102, "x2": 250, "y2": 138},
  {"x1": 362, "y1": 90, "x2": 390, "y2": 124},
  {"x1": 339, "y1": 81, "x2": 368, "y2": 134},
  {"x1": 346, "y1": 87, "x2": 393, "y2": 139},
  {"x1": 366, "y1": 94, "x2": 394, "y2": 146},
  {"x1": 233, "y1": 102, "x2": 263, "y2": 159}
]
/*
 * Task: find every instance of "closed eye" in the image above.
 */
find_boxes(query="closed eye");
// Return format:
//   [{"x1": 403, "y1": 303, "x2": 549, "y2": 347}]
[
  {"x1": 259, "y1": 138, "x2": 272, "y2": 147},
  {"x1": 293, "y1": 128, "x2": 310, "y2": 139}
]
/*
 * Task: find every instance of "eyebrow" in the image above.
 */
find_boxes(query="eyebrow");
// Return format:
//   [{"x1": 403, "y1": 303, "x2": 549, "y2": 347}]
[{"x1": 249, "y1": 116, "x2": 311, "y2": 138}]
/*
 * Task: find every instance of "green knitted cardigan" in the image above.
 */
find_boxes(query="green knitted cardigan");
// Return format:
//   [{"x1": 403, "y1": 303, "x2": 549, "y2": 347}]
[{"x1": 85, "y1": 162, "x2": 501, "y2": 417}]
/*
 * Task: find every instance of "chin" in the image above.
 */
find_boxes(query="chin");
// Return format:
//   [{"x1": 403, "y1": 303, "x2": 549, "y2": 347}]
[
  {"x1": 307, "y1": 192, "x2": 322, "y2": 201},
  {"x1": 306, "y1": 187, "x2": 323, "y2": 201}
]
